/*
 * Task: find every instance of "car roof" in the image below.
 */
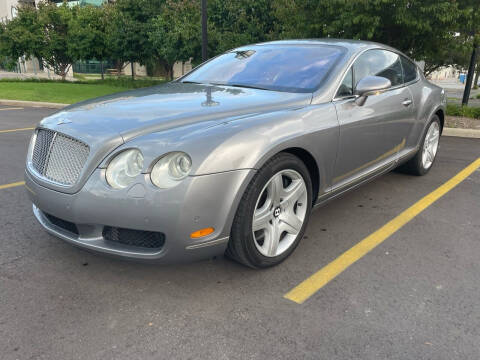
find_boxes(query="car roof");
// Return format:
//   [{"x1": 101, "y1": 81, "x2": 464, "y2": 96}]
[{"x1": 235, "y1": 39, "x2": 399, "y2": 56}]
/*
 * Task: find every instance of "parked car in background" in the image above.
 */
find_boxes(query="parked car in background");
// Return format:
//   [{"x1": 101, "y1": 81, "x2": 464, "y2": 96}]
[{"x1": 25, "y1": 40, "x2": 446, "y2": 268}]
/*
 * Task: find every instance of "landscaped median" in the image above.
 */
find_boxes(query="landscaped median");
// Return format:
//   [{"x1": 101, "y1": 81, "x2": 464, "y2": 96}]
[
  {"x1": 446, "y1": 103, "x2": 480, "y2": 120},
  {"x1": 0, "y1": 78, "x2": 165, "y2": 105},
  {"x1": 443, "y1": 103, "x2": 480, "y2": 138}
]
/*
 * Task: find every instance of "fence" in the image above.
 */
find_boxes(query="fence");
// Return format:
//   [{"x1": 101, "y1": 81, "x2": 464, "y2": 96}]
[{"x1": 72, "y1": 60, "x2": 114, "y2": 74}]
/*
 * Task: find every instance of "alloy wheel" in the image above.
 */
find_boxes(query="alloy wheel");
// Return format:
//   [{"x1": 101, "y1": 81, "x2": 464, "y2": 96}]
[
  {"x1": 422, "y1": 121, "x2": 440, "y2": 170},
  {"x1": 251, "y1": 169, "x2": 308, "y2": 257}
]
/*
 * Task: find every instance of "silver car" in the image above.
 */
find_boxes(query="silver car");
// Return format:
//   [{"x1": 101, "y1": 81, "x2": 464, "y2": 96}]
[{"x1": 25, "y1": 40, "x2": 446, "y2": 268}]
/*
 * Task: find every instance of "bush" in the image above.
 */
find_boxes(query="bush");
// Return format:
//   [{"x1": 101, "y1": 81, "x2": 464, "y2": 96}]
[
  {"x1": 446, "y1": 104, "x2": 480, "y2": 119},
  {"x1": 97, "y1": 77, "x2": 165, "y2": 89},
  {"x1": 476, "y1": 93, "x2": 480, "y2": 99}
]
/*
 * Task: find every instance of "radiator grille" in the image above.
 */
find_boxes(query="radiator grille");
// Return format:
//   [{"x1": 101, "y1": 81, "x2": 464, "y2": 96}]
[{"x1": 31, "y1": 129, "x2": 89, "y2": 186}]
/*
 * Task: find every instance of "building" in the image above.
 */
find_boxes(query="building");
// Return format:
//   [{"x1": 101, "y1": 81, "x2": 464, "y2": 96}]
[
  {"x1": 1, "y1": 0, "x2": 35, "y2": 23},
  {"x1": 0, "y1": 0, "x2": 47, "y2": 76},
  {"x1": 49, "y1": 0, "x2": 110, "y2": 7},
  {"x1": 428, "y1": 66, "x2": 461, "y2": 81},
  {"x1": 1, "y1": 1, "x2": 107, "y2": 23}
]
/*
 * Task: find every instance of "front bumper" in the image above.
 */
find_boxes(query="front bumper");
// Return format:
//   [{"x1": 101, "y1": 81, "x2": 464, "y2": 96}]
[{"x1": 25, "y1": 168, "x2": 254, "y2": 263}]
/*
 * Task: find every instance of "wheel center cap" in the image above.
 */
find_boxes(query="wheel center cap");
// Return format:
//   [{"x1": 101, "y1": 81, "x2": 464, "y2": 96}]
[{"x1": 273, "y1": 207, "x2": 281, "y2": 217}]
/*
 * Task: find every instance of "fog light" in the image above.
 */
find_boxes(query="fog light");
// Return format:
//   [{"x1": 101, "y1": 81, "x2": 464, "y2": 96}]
[{"x1": 190, "y1": 227, "x2": 214, "y2": 238}]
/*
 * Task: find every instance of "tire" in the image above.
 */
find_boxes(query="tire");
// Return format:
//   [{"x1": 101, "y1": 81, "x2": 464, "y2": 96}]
[
  {"x1": 397, "y1": 115, "x2": 441, "y2": 176},
  {"x1": 226, "y1": 152, "x2": 312, "y2": 268}
]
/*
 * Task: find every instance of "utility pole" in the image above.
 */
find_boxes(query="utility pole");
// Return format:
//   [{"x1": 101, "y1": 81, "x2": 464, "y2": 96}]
[
  {"x1": 462, "y1": 42, "x2": 478, "y2": 105},
  {"x1": 201, "y1": 0, "x2": 208, "y2": 62}
]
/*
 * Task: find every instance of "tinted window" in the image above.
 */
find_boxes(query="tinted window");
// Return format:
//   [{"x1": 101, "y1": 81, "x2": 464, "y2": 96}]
[
  {"x1": 182, "y1": 45, "x2": 346, "y2": 93},
  {"x1": 401, "y1": 56, "x2": 418, "y2": 83},
  {"x1": 336, "y1": 67, "x2": 353, "y2": 97},
  {"x1": 354, "y1": 50, "x2": 403, "y2": 87}
]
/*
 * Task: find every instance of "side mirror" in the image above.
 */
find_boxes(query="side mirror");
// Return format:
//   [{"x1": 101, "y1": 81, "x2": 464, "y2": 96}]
[{"x1": 355, "y1": 76, "x2": 391, "y2": 106}]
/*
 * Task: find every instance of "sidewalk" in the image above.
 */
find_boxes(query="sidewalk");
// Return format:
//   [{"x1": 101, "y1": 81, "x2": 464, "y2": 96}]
[
  {"x1": 0, "y1": 71, "x2": 75, "y2": 81},
  {"x1": 0, "y1": 99, "x2": 68, "y2": 109}
]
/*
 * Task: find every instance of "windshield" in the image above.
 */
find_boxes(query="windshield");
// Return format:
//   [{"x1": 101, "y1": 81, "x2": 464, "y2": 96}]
[{"x1": 181, "y1": 45, "x2": 345, "y2": 93}]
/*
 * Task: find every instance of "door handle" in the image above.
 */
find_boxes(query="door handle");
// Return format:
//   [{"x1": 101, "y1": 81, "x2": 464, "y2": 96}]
[{"x1": 402, "y1": 99, "x2": 412, "y2": 106}]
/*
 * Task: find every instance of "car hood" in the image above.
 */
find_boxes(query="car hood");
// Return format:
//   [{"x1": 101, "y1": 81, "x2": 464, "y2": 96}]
[{"x1": 40, "y1": 82, "x2": 312, "y2": 144}]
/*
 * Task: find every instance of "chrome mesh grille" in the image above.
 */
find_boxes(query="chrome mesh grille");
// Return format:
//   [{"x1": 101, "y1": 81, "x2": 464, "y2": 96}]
[
  {"x1": 32, "y1": 128, "x2": 55, "y2": 174},
  {"x1": 31, "y1": 129, "x2": 89, "y2": 185}
]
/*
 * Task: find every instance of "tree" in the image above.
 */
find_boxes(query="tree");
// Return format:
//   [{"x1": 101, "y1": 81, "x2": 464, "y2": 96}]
[
  {"x1": 456, "y1": 0, "x2": 480, "y2": 102},
  {"x1": 68, "y1": 5, "x2": 110, "y2": 79},
  {"x1": 207, "y1": 0, "x2": 276, "y2": 56},
  {"x1": 37, "y1": 2, "x2": 76, "y2": 80},
  {"x1": 0, "y1": 5, "x2": 43, "y2": 71},
  {"x1": 1, "y1": 0, "x2": 475, "y2": 86},
  {"x1": 273, "y1": 0, "x2": 462, "y2": 76},
  {"x1": 103, "y1": 3, "x2": 126, "y2": 76},
  {"x1": 149, "y1": 0, "x2": 201, "y2": 80},
  {"x1": 106, "y1": 0, "x2": 163, "y2": 79}
]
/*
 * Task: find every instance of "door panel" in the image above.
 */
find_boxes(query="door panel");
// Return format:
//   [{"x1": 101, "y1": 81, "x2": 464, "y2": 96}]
[
  {"x1": 332, "y1": 49, "x2": 415, "y2": 188},
  {"x1": 333, "y1": 88, "x2": 413, "y2": 187},
  {"x1": 399, "y1": 84, "x2": 421, "y2": 158}
]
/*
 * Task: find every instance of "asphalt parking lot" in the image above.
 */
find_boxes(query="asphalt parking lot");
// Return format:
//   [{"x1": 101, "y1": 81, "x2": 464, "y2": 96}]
[{"x1": 1, "y1": 105, "x2": 479, "y2": 360}]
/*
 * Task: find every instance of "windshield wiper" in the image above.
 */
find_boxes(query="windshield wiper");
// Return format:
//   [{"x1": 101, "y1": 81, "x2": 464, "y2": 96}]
[
  {"x1": 181, "y1": 80, "x2": 203, "y2": 85},
  {"x1": 183, "y1": 81, "x2": 271, "y2": 91},
  {"x1": 211, "y1": 83, "x2": 271, "y2": 91}
]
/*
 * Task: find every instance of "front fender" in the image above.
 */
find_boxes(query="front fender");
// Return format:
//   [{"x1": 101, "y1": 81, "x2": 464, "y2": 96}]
[{"x1": 195, "y1": 102, "x2": 339, "y2": 195}]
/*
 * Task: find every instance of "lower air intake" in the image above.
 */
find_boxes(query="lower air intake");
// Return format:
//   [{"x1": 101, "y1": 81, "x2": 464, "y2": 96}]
[
  {"x1": 44, "y1": 213, "x2": 79, "y2": 235},
  {"x1": 102, "y1": 227, "x2": 165, "y2": 249}
]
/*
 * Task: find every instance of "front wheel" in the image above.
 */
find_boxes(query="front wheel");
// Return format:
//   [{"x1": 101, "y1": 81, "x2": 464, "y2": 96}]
[{"x1": 227, "y1": 153, "x2": 312, "y2": 268}]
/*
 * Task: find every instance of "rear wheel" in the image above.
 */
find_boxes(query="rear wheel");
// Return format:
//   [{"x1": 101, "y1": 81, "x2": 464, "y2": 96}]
[
  {"x1": 227, "y1": 153, "x2": 312, "y2": 268},
  {"x1": 398, "y1": 115, "x2": 441, "y2": 176}
]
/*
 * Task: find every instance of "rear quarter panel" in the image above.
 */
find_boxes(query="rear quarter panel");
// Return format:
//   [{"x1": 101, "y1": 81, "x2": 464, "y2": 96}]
[{"x1": 407, "y1": 78, "x2": 446, "y2": 149}]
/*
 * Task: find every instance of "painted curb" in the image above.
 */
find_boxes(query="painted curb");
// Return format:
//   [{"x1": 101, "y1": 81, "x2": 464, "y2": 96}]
[
  {"x1": 443, "y1": 127, "x2": 480, "y2": 139},
  {"x1": 0, "y1": 99, "x2": 68, "y2": 109}
]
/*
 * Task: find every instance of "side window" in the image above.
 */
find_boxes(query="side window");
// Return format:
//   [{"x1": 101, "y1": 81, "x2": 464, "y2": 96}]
[
  {"x1": 336, "y1": 67, "x2": 353, "y2": 97},
  {"x1": 401, "y1": 56, "x2": 418, "y2": 83},
  {"x1": 354, "y1": 50, "x2": 404, "y2": 87}
]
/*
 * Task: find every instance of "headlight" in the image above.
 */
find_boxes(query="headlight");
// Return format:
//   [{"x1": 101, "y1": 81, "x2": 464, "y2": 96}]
[
  {"x1": 150, "y1": 152, "x2": 192, "y2": 188},
  {"x1": 105, "y1": 149, "x2": 144, "y2": 189}
]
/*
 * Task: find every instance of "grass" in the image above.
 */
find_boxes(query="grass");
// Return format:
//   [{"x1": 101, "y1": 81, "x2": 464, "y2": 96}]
[
  {"x1": 446, "y1": 103, "x2": 480, "y2": 119},
  {"x1": 0, "y1": 77, "x2": 166, "y2": 104}
]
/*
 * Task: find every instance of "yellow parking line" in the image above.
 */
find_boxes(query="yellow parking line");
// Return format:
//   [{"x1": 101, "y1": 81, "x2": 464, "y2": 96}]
[
  {"x1": 0, "y1": 127, "x2": 34, "y2": 134},
  {"x1": 284, "y1": 157, "x2": 480, "y2": 304},
  {"x1": 0, "y1": 107, "x2": 24, "y2": 111},
  {"x1": 0, "y1": 181, "x2": 25, "y2": 190}
]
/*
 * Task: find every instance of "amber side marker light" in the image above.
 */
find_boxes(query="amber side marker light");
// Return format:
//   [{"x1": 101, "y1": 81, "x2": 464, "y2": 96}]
[{"x1": 190, "y1": 227, "x2": 214, "y2": 239}]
